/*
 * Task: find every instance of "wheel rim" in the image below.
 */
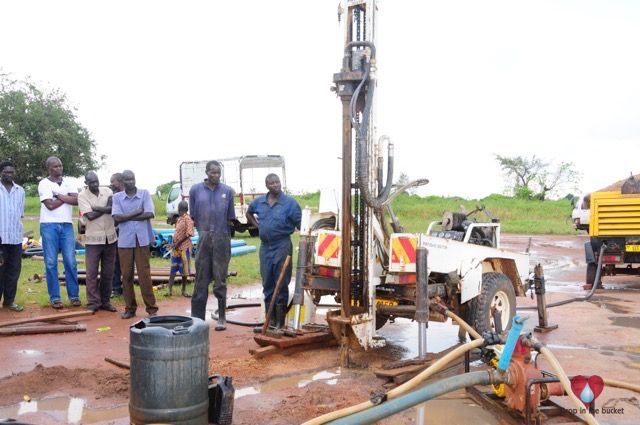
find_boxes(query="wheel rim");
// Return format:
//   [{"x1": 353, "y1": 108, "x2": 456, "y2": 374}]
[{"x1": 490, "y1": 290, "x2": 511, "y2": 331}]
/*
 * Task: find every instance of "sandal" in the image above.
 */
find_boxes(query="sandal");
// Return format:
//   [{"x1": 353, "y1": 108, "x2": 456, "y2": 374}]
[
  {"x1": 5, "y1": 304, "x2": 24, "y2": 312},
  {"x1": 52, "y1": 300, "x2": 64, "y2": 309},
  {"x1": 71, "y1": 299, "x2": 82, "y2": 307}
]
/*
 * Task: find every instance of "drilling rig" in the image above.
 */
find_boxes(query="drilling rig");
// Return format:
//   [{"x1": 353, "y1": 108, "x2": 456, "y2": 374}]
[{"x1": 298, "y1": 0, "x2": 530, "y2": 368}]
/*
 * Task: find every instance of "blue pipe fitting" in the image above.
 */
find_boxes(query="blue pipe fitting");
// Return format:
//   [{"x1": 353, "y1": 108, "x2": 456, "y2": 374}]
[{"x1": 497, "y1": 315, "x2": 526, "y2": 372}]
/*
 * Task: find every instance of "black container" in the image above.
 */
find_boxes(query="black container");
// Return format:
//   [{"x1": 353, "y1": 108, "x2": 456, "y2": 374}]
[
  {"x1": 208, "y1": 374, "x2": 235, "y2": 425},
  {"x1": 129, "y1": 315, "x2": 209, "y2": 425}
]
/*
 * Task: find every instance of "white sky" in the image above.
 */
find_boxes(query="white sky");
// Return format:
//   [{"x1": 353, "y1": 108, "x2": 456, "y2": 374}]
[{"x1": 1, "y1": 0, "x2": 639, "y2": 200}]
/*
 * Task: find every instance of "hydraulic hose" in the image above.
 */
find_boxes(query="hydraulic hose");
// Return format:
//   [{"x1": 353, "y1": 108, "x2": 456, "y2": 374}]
[
  {"x1": 539, "y1": 346, "x2": 599, "y2": 425},
  {"x1": 445, "y1": 310, "x2": 482, "y2": 341},
  {"x1": 211, "y1": 303, "x2": 263, "y2": 327},
  {"x1": 517, "y1": 243, "x2": 605, "y2": 310},
  {"x1": 303, "y1": 338, "x2": 483, "y2": 425},
  {"x1": 328, "y1": 370, "x2": 504, "y2": 425},
  {"x1": 603, "y1": 378, "x2": 640, "y2": 393}
]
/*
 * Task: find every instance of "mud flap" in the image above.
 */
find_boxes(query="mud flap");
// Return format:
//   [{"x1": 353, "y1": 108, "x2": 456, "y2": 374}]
[{"x1": 585, "y1": 241, "x2": 596, "y2": 264}]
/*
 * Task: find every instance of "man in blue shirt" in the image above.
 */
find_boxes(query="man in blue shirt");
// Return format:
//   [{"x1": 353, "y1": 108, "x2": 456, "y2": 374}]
[
  {"x1": 112, "y1": 170, "x2": 158, "y2": 319},
  {"x1": 0, "y1": 161, "x2": 25, "y2": 312},
  {"x1": 246, "y1": 173, "x2": 301, "y2": 330},
  {"x1": 189, "y1": 161, "x2": 235, "y2": 329}
]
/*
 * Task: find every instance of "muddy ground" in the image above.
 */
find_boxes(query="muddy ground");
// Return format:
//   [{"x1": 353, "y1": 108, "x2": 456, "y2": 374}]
[{"x1": 1, "y1": 234, "x2": 640, "y2": 424}]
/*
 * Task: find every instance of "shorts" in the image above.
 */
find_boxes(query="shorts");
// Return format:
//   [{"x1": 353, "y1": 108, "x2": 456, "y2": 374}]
[{"x1": 170, "y1": 248, "x2": 191, "y2": 276}]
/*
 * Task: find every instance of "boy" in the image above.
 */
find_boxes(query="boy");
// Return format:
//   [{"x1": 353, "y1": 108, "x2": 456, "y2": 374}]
[{"x1": 168, "y1": 201, "x2": 193, "y2": 297}]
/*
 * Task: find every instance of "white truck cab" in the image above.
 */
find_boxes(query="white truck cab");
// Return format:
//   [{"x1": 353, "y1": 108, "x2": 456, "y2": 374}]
[{"x1": 166, "y1": 155, "x2": 287, "y2": 236}]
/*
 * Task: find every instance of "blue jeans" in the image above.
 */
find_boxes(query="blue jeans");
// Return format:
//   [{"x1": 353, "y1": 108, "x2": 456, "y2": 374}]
[{"x1": 40, "y1": 222, "x2": 79, "y2": 302}]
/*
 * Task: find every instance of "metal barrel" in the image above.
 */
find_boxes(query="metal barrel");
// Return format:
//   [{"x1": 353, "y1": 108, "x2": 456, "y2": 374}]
[{"x1": 129, "y1": 316, "x2": 210, "y2": 425}]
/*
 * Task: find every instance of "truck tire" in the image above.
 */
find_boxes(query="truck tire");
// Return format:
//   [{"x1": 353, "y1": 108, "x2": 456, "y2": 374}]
[
  {"x1": 468, "y1": 272, "x2": 516, "y2": 335},
  {"x1": 375, "y1": 314, "x2": 388, "y2": 330},
  {"x1": 586, "y1": 263, "x2": 598, "y2": 286},
  {"x1": 249, "y1": 228, "x2": 260, "y2": 237}
]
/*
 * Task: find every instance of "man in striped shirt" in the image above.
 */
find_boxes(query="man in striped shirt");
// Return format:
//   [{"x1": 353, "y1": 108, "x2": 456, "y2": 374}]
[{"x1": 0, "y1": 161, "x2": 25, "y2": 312}]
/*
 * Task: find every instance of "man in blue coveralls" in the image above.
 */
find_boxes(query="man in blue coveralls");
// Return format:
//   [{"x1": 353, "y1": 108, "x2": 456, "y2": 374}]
[
  {"x1": 246, "y1": 173, "x2": 301, "y2": 331},
  {"x1": 189, "y1": 160, "x2": 235, "y2": 330}
]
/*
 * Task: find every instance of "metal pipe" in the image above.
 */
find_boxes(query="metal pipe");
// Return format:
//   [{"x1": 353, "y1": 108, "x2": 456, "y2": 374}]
[
  {"x1": 416, "y1": 247, "x2": 428, "y2": 360},
  {"x1": 293, "y1": 239, "x2": 309, "y2": 330},
  {"x1": 0, "y1": 324, "x2": 87, "y2": 335},
  {"x1": 328, "y1": 371, "x2": 504, "y2": 425}
]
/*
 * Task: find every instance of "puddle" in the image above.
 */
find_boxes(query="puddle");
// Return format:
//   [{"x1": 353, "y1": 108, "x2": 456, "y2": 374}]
[
  {"x1": 0, "y1": 396, "x2": 128, "y2": 424},
  {"x1": 546, "y1": 344, "x2": 591, "y2": 350},
  {"x1": 235, "y1": 368, "x2": 341, "y2": 399},
  {"x1": 609, "y1": 316, "x2": 640, "y2": 329},
  {"x1": 17, "y1": 349, "x2": 44, "y2": 356},
  {"x1": 376, "y1": 318, "x2": 463, "y2": 359},
  {"x1": 591, "y1": 301, "x2": 630, "y2": 314},
  {"x1": 386, "y1": 397, "x2": 500, "y2": 424}
]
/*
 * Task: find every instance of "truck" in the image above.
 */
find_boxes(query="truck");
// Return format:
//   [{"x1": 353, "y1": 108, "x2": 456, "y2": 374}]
[
  {"x1": 583, "y1": 183, "x2": 640, "y2": 286},
  {"x1": 571, "y1": 175, "x2": 640, "y2": 286},
  {"x1": 302, "y1": 206, "x2": 529, "y2": 339},
  {"x1": 165, "y1": 155, "x2": 287, "y2": 236}
]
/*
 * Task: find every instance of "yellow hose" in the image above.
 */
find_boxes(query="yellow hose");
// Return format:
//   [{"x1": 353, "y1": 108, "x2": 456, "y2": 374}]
[
  {"x1": 446, "y1": 310, "x2": 482, "y2": 340},
  {"x1": 603, "y1": 378, "x2": 640, "y2": 393},
  {"x1": 539, "y1": 347, "x2": 599, "y2": 425},
  {"x1": 303, "y1": 338, "x2": 483, "y2": 425}
]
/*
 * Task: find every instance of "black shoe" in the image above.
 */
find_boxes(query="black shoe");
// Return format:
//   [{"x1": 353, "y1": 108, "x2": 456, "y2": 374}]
[
  {"x1": 87, "y1": 306, "x2": 99, "y2": 314},
  {"x1": 275, "y1": 304, "x2": 288, "y2": 330},
  {"x1": 100, "y1": 303, "x2": 117, "y2": 312},
  {"x1": 266, "y1": 302, "x2": 276, "y2": 328},
  {"x1": 215, "y1": 298, "x2": 227, "y2": 331},
  {"x1": 121, "y1": 311, "x2": 136, "y2": 319}
]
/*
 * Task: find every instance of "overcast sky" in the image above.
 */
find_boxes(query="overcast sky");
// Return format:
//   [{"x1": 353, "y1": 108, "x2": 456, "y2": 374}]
[{"x1": 1, "y1": 0, "x2": 639, "y2": 200}]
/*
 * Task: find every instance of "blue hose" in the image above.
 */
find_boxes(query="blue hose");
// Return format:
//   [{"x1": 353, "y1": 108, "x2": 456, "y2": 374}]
[{"x1": 328, "y1": 371, "x2": 502, "y2": 425}]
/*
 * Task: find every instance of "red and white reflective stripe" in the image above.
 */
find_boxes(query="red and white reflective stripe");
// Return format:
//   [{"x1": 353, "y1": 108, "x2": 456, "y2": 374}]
[
  {"x1": 391, "y1": 236, "x2": 417, "y2": 265},
  {"x1": 317, "y1": 233, "x2": 340, "y2": 259}
]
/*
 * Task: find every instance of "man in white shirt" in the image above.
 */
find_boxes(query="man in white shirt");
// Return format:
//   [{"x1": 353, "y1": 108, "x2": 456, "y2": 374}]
[{"x1": 38, "y1": 156, "x2": 80, "y2": 309}]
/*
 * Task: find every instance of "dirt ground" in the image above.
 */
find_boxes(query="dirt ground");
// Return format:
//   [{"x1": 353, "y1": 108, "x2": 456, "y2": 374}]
[{"x1": 1, "y1": 234, "x2": 640, "y2": 424}]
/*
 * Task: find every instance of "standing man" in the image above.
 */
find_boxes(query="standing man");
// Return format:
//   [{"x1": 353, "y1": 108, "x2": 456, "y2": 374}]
[
  {"x1": 0, "y1": 161, "x2": 25, "y2": 312},
  {"x1": 78, "y1": 172, "x2": 118, "y2": 313},
  {"x1": 109, "y1": 173, "x2": 125, "y2": 298},
  {"x1": 112, "y1": 170, "x2": 158, "y2": 319},
  {"x1": 189, "y1": 160, "x2": 235, "y2": 330},
  {"x1": 38, "y1": 156, "x2": 80, "y2": 309},
  {"x1": 246, "y1": 173, "x2": 301, "y2": 330}
]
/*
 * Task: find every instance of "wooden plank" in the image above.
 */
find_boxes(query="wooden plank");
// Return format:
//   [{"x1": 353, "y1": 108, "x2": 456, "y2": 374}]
[
  {"x1": 105, "y1": 356, "x2": 131, "y2": 369},
  {"x1": 0, "y1": 310, "x2": 94, "y2": 328},
  {"x1": 253, "y1": 330, "x2": 334, "y2": 349},
  {"x1": 280, "y1": 339, "x2": 338, "y2": 356},
  {"x1": 249, "y1": 345, "x2": 281, "y2": 359}
]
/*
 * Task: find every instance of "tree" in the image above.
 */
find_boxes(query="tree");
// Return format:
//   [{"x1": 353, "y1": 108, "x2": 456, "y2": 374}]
[
  {"x1": 0, "y1": 71, "x2": 103, "y2": 186},
  {"x1": 495, "y1": 154, "x2": 581, "y2": 200},
  {"x1": 394, "y1": 172, "x2": 418, "y2": 195},
  {"x1": 156, "y1": 180, "x2": 178, "y2": 198}
]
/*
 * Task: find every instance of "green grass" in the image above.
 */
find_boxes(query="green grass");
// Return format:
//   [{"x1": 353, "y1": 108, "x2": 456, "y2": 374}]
[{"x1": 10, "y1": 192, "x2": 578, "y2": 310}]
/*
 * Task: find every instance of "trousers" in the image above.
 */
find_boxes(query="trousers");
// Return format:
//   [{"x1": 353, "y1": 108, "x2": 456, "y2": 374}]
[{"x1": 191, "y1": 232, "x2": 230, "y2": 320}]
